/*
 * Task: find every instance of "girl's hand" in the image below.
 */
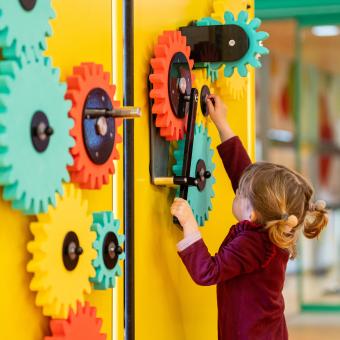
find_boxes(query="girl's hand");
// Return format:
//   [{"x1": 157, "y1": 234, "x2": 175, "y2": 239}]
[
  {"x1": 206, "y1": 94, "x2": 235, "y2": 142},
  {"x1": 170, "y1": 198, "x2": 199, "y2": 237}
]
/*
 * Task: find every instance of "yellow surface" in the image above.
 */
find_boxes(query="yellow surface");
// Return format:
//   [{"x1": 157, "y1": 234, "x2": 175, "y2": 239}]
[
  {"x1": 0, "y1": 0, "x2": 117, "y2": 339},
  {"x1": 0, "y1": 0, "x2": 256, "y2": 339},
  {"x1": 134, "y1": 0, "x2": 255, "y2": 339}
]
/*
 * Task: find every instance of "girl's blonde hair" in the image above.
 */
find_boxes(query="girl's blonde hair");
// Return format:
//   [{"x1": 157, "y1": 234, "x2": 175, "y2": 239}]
[{"x1": 238, "y1": 162, "x2": 328, "y2": 258}]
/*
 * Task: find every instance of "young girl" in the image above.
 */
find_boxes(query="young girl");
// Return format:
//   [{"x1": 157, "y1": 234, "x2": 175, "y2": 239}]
[{"x1": 170, "y1": 94, "x2": 328, "y2": 340}]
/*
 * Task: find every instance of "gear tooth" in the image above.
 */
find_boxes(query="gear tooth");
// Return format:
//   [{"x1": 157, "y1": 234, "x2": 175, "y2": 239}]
[
  {"x1": 151, "y1": 45, "x2": 169, "y2": 58},
  {"x1": 224, "y1": 11, "x2": 235, "y2": 24},
  {"x1": 238, "y1": 10, "x2": 249, "y2": 23},
  {"x1": 256, "y1": 31, "x2": 269, "y2": 42},
  {"x1": 249, "y1": 17, "x2": 261, "y2": 30},
  {"x1": 150, "y1": 88, "x2": 165, "y2": 100},
  {"x1": 0, "y1": 164, "x2": 11, "y2": 182},
  {"x1": 93, "y1": 239, "x2": 100, "y2": 250},
  {"x1": 67, "y1": 75, "x2": 81, "y2": 90},
  {"x1": 257, "y1": 45, "x2": 269, "y2": 55},
  {"x1": 248, "y1": 57, "x2": 261, "y2": 69},
  {"x1": 29, "y1": 274, "x2": 44, "y2": 291},
  {"x1": 237, "y1": 64, "x2": 248, "y2": 77},
  {"x1": 224, "y1": 66, "x2": 234, "y2": 78},
  {"x1": 149, "y1": 73, "x2": 165, "y2": 85},
  {"x1": 150, "y1": 57, "x2": 167, "y2": 71}
]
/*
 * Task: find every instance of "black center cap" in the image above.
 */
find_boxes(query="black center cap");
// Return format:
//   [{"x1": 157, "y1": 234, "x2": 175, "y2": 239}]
[
  {"x1": 63, "y1": 231, "x2": 83, "y2": 271},
  {"x1": 19, "y1": 0, "x2": 37, "y2": 11},
  {"x1": 103, "y1": 232, "x2": 122, "y2": 270},
  {"x1": 31, "y1": 111, "x2": 53, "y2": 153}
]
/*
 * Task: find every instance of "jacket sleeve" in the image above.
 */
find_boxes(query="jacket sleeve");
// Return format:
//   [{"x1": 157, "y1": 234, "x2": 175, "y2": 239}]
[
  {"x1": 178, "y1": 232, "x2": 264, "y2": 286},
  {"x1": 217, "y1": 136, "x2": 252, "y2": 193}
]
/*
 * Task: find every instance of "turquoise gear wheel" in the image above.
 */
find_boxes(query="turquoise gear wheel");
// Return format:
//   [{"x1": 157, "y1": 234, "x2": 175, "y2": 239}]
[
  {"x1": 0, "y1": 57, "x2": 74, "y2": 214},
  {"x1": 197, "y1": 10, "x2": 269, "y2": 81},
  {"x1": 0, "y1": 0, "x2": 55, "y2": 60},
  {"x1": 173, "y1": 123, "x2": 216, "y2": 226},
  {"x1": 91, "y1": 211, "x2": 125, "y2": 290}
]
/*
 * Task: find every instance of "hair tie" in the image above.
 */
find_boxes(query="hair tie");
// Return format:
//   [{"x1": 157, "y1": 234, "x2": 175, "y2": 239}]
[
  {"x1": 281, "y1": 213, "x2": 289, "y2": 221},
  {"x1": 281, "y1": 213, "x2": 298, "y2": 232},
  {"x1": 309, "y1": 200, "x2": 326, "y2": 212},
  {"x1": 287, "y1": 215, "x2": 298, "y2": 228}
]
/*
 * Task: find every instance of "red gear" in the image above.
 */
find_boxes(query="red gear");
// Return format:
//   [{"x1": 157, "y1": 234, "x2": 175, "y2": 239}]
[
  {"x1": 66, "y1": 63, "x2": 122, "y2": 189},
  {"x1": 45, "y1": 302, "x2": 106, "y2": 340},
  {"x1": 149, "y1": 30, "x2": 194, "y2": 141}
]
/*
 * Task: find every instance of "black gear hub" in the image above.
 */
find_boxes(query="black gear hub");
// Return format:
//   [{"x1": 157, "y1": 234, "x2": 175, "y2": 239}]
[
  {"x1": 63, "y1": 231, "x2": 83, "y2": 271},
  {"x1": 83, "y1": 88, "x2": 116, "y2": 165},
  {"x1": 19, "y1": 0, "x2": 37, "y2": 11},
  {"x1": 168, "y1": 52, "x2": 192, "y2": 118},
  {"x1": 31, "y1": 111, "x2": 54, "y2": 153},
  {"x1": 103, "y1": 232, "x2": 122, "y2": 270},
  {"x1": 196, "y1": 159, "x2": 211, "y2": 192},
  {"x1": 200, "y1": 85, "x2": 211, "y2": 116}
]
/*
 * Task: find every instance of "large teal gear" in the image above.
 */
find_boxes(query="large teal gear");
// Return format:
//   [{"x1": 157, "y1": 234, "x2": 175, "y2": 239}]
[
  {"x1": 0, "y1": 0, "x2": 55, "y2": 60},
  {"x1": 173, "y1": 124, "x2": 216, "y2": 226},
  {"x1": 91, "y1": 211, "x2": 125, "y2": 290},
  {"x1": 0, "y1": 57, "x2": 74, "y2": 214},
  {"x1": 197, "y1": 10, "x2": 269, "y2": 81}
]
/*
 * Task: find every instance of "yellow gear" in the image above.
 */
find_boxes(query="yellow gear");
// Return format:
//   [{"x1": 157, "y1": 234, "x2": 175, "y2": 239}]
[
  {"x1": 216, "y1": 67, "x2": 247, "y2": 101},
  {"x1": 192, "y1": 69, "x2": 215, "y2": 125},
  {"x1": 211, "y1": 0, "x2": 248, "y2": 21},
  {"x1": 27, "y1": 184, "x2": 96, "y2": 319},
  {"x1": 211, "y1": 0, "x2": 248, "y2": 101}
]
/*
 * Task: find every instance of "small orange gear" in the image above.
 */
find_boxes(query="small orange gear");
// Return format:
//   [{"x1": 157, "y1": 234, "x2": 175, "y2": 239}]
[
  {"x1": 149, "y1": 30, "x2": 194, "y2": 141},
  {"x1": 66, "y1": 63, "x2": 122, "y2": 189},
  {"x1": 45, "y1": 301, "x2": 106, "y2": 340}
]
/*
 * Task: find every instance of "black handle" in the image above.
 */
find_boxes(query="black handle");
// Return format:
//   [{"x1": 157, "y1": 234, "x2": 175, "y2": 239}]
[{"x1": 173, "y1": 87, "x2": 198, "y2": 228}]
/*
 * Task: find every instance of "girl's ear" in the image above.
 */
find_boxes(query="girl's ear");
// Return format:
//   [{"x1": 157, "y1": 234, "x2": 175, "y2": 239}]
[{"x1": 249, "y1": 210, "x2": 257, "y2": 222}]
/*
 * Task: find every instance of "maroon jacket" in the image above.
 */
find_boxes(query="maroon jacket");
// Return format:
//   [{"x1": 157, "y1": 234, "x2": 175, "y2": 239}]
[{"x1": 178, "y1": 136, "x2": 289, "y2": 340}]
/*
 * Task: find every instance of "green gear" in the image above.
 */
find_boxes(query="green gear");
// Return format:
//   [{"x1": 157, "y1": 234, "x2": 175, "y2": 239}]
[
  {"x1": 173, "y1": 123, "x2": 216, "y2": 226},
  {"x1": 197, "y1": 10, "x2": 269, "y2": 81},
  {"x1": 0, "y1": 0, "x2": 55, "y2": 61},
  {"x1": 91, "y1": 211, "x2": 125, "y2": 290},
  {"x1": 0, "y1": 57, "x2": 74, "y2": 214}
]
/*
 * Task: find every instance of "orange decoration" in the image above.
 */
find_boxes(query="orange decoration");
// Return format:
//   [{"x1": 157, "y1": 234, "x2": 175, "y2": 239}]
[
  {"x1": 45, "y1": 302, "x2": 106, "y2": 340},
  {"x1": 66, "y1": 63, "x2": 122, "y2": 189},
  {"x1": 149, "y1": 31, "x2": 194, "y2": 141}
]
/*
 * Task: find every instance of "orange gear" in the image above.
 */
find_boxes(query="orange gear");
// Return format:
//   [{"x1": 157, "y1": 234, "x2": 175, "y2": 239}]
[
  {"x1": 149, "y1": 31, "x2": 194, "y2": 141},
  {"x1": 66, "y1": 63, "x2": 122, "y2": 189},
  {"x1": 45, "y1": 301, "x2": 106, "y2": 340}
]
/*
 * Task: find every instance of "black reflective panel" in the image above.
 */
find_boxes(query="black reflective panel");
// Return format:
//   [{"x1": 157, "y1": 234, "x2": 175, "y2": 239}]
[
  {"x1": 83, "y1": 88, "x2": 116, "y2": 165},
  {"x1": 168, "y1": 52, "x2": 192, "y2": 118},
  {"x1": 180, "y1": 25, "x2": 249, "y2": 63}
]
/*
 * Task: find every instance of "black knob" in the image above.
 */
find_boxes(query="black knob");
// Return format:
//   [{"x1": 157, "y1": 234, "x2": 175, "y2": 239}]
[
  {"x1": 116, "y1": 246, "x2": 123, "y2": 255},
  {"x1": 204, "y1": 171, "x2": 211, "y2": 179},
  {"x1": 76, "y1": 246, "x2": 83, "y2": 256},
  {"x1": 46, "y1": 126, "x2": 54, "y2": 136}
]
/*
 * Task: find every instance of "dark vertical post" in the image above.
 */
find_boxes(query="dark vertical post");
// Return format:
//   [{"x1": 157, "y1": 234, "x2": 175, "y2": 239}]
[{"x1": 123, "y1": 0, "x2": 135, "y2": 339}]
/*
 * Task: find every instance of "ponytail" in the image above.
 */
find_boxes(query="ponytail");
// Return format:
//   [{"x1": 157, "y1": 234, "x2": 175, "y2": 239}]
[
  {"x1": 304, "y1": 200, "x2": 328, "y2": 239},
  {"x1": 265, "y1": 214, "x2": 299, "y2": 258}
]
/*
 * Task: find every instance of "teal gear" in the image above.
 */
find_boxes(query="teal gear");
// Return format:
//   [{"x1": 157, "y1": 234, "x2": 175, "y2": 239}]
[
  {"x1": 91, "y1": 211, "x2": 125, "y2": 290},
  {"x1": 173, "y1": 124, "x2": 216, "y2": 226},
  {"x1": 0, "y1": 57, "x2": 74, "y2": 214},
  {"x1": 0, "y1": 0, "x2": 55, "y2": 61},
  {"x1": 197, "y1": 10, "x2": 269, "y2": 81}
]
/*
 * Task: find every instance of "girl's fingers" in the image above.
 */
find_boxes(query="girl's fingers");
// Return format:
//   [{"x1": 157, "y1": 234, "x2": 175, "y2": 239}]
[{"x1": 206, "y1": 98, "x2": 215, "y2": 114}]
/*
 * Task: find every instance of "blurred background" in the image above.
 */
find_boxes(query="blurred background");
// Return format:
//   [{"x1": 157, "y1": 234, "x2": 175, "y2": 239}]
[{"x1": 255, "y1": 1, "x2": 340, "y2": 338}]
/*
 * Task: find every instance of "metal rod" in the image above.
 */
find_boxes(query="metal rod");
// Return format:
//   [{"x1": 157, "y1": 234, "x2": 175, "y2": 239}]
[
  {"x1": 84, "y1": 107, "x2": 142, "y2": 119},
  {"x1": 123, "y1": 0, "x2": 134, "y2": 338}
]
